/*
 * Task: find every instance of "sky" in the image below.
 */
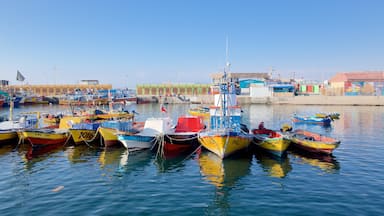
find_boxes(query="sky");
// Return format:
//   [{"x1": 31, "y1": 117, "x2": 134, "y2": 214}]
[{"x1": 1, "y1": 0, "x2": 384, "y2": 88}]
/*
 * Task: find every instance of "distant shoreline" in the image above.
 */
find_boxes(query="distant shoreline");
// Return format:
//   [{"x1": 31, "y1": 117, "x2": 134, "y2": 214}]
[{"x1": 147, "y1": 95, "x2": 384, "y2": 106}]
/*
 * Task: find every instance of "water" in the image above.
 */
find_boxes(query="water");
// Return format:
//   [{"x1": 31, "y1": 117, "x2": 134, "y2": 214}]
[{"x1": 1, "y1": 104, "x2": 383, "y2": 215}]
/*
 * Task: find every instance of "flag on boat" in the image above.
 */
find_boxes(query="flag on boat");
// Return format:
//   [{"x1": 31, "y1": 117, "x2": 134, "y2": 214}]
[
  {"x1": 16, "y1": 70, "x2": 25, "y2": 81},
  {"x1": 160, "y1": 104, "x2": 167, "y2": 113}
]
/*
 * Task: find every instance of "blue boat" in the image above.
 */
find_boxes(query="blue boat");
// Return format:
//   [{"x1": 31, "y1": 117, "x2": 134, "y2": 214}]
[{"x1": 292, "y1": 114, "x2": 332, "y2": 126}]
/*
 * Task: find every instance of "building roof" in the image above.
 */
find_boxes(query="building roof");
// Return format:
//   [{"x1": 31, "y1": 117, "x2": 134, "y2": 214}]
[{"x1": 329, "y1": 71, "x2": 384, "y2": 82}]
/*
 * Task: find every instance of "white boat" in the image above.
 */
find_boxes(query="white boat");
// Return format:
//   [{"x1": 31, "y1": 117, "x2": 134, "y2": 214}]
[{"x1": 117, "y1": 117, "x2": 174, "y2": 151}]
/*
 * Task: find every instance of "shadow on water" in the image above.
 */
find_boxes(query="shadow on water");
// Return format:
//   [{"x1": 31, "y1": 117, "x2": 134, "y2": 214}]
[
  {"x1": 254, "y1": 150, "x2": 292, "y2": 178},
  {"x1": 198, "y1": 150, "x2": 252, "y2": 215},
  {"x1": 288, "y1": 147, "x2": 340, "y2": 173}
]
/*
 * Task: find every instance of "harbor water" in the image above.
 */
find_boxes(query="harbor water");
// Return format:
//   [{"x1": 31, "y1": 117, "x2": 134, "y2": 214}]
[{"x1": 0, "y1": 103, "x2": 383, "y2": 215}]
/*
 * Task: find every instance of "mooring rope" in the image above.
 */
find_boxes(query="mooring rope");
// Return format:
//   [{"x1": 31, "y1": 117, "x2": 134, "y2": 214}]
[
  {"x1": 164, "y1": 133, "x2": 197, "y2": 142},
  {"x1": 78, "y1": 129, "x2": 98, "y2": 148},
  {"x1": 154, "y1": 134, "x2": 165, "y2": 160}
]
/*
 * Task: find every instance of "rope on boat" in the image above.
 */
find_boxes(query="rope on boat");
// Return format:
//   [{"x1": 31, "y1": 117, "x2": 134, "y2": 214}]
[
  {"x1": 63, "y1": 132, "x2": 72, "y2": 146},
  {"x1": 78, "y1": 129, "x2": 98, "y2": 148},
  {"x1": 154, "y1": 133, "x2": 165, "y2": 160},
  {"x1": 164, "y1": 133, "x2": 197, "y2": 142}
]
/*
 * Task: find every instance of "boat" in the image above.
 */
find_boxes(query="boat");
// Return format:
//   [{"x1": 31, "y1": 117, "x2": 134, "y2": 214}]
[
  {"x1": 0, "y1": 110, "x2": 40, "y2": 144},
  {"x1": 288, "y1": 129, "x2": 341, "y2": 154},
  {"x1": 188, "y1": 106, "x2": 210, "y2": 118},
  {"x1": 251, "y1": 127, "x2": 291, "y2": 157},
  {"x1": 160, "y1": 115, "x2": 205, "y2": 157},
  {"x1": 68, "y1": 122, "x2": 101, "y2": 145},
  {"x1": 315, "y1": 112, "x2": 340, "y2": 120},
  {"x1": 98, "y1": 120, "x2": 142, "y2": 147},
  {"x1": 198, "y1": 55, "x2": 252, "y2": 159},
  {"x1": 292, "y1": 114, "x2": 332, "y2": 126},
  {"x1": 117, "y1": 117, "x2": 173, "y2": 151},
  {"x1": 19, "y1": 128, "x2": 70, "y2": 147}
]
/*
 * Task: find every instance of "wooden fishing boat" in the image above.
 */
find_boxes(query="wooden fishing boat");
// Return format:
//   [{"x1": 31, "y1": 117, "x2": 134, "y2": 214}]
[
  {"x1": 251, "y1": 128, "x2": 290, "y2": 157},
  {"x1": 292, "y1": 114, "x2": 332, "y2": 126},
  {"x1": 161, "y1": 116, "x2": 205, "y2": 156},
  {"x1": 188, "y1": 106, "x2": 210, "y2": 118},
  {"x1": 0, "y1": 111, "x2": 40, "y2": 144},
  {"x1": 98, "y1": 120, "x2": 142, "y2": 147},
  {"x1": 315, "y1": 112, "x2": 340, "y2": 120},
  {"x1": 198, "y1": 58, "x2": 252, "y2": 159},
  {"x1": 20, "y1": 128, "x2": 69, "y2": 147},
  {"x1": 288, "y1": 129, "x2": 341, "y2": 154},
  {"x1": 117, "y1": 117, "x2": 172, "y2": 151},
  {"x1": 68, "y1": 122, "x2": 101, "y2": 145},
  {"x1": 0, "y1": 130, "x2": 18, "y2": 144}
]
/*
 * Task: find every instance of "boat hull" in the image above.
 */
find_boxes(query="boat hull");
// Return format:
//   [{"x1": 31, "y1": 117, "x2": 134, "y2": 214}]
[
  {"x1": 292, "y1": 116, "x2": 331, "y2": 126},
  {"x1": 69, "y1": 129, "x2": 99, "y2": 145},
  {"x1": 198, "y1": 131, "x2": 252, "y2": 159},
  {"x1": 289, "y1": 130, "x2": 340, "y2": 154},
  {"x1": 117, "y1": 134, "x2": 154, "y2": 150},
  {"x1": 0, "y1": 130, "x2": 18, "y2": 144},
  {"x1": 98, "y1": 127, "x2": 120, "y2": 147},
  {"x1": 252, "y1": 129, "x2": 290, "y2": 157},
  {"x1": 21, "y1": 129, "x2": 69, "y2": 146},
  {"x1": 253, "y1": 136, "x2": 290, "y2": 157},
  {"x1": 162, "y1": 132, "x2": 200, "y2": 156}
]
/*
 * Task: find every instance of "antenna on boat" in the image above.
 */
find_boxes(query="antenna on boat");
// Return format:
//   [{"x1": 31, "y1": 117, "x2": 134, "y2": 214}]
[{"x1": 224, "y1": 36, "x2": 231, "y2": 79}]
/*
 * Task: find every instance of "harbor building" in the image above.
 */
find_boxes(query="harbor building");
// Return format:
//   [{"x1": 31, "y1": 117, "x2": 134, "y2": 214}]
[
  {"x1": 328, "y1": 71, "x2": 384, "y2": 96},
  {"x1": 1, "y1": 82, "x2": 112, "y2": 96}
]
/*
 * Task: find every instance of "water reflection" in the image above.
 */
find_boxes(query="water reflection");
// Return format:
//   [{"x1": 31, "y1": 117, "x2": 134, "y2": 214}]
[
  {"x1": 0, "y1": 144, "x2": 15, "y2": 156},
  {"x1": 25, "y1": 144, "x2": 64, "y2": 160},
  {"x1": 154, "y1": 147, "x2": 198, "y2": 173},
  {"x1": 254, "y1": 151, "x2": 292, "y2": 178},
  {"x1": 198, "y1": 151, "x2": 252, "y2": 215},
  {"x1": 289, "y1": 148, "x2": 340, "y2": 173},
  {"x1": 22, "y1": 144, "x2": 64, "y2": 170},
  {"x1": 198, "y1": 151, "x2": 252, "y2": 188},
  {"x1": 65, "y1": 144, "x2": 99, "y2": 163},
  {"x1": 98, "y1": 148, "x2": 152, "y2": 174}
]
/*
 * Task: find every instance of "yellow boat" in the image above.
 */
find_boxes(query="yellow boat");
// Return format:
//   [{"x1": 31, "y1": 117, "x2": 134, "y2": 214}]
[
  {"x1": 0, "y1": 130, "x2": 18, "y2": 144},
  {"x1": 289, "y1": 129, "x2": 341, "y2": 155},
  {"x1": 69, "y1": 128, "x2": 99, "y2": 145},
  {"x1": 19, "y1": 128, "x2": 69, "y2": 147},
  {"x1": 198, "y1": 70, "x2": 252, "y2": 158},
  {"x1": 97, "y1": 127, "x2": 119, "y2": 147},
  {"x1": 198, "y1": 130, "x2": 252, "y2": 159},
  {"x1": 198, "y1": 151, "x2": 251, "y2": 188},
  {"x1": 251, "y1": 128, "x2": 291, "y2": 157},
  {"x1": 188, "y1": 106, "x2": 210, "y2": 118}
]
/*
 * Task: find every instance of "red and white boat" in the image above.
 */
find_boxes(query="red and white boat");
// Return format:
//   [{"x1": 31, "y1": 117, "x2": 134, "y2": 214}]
[{"x1": 161, "y1": 116, "x2": 205, "y2": 157}]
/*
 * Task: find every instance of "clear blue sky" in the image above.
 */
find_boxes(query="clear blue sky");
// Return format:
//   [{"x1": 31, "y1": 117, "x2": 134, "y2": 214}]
[{"x1": 1, "y1": 0, "x2": 383, "y2": 88}]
